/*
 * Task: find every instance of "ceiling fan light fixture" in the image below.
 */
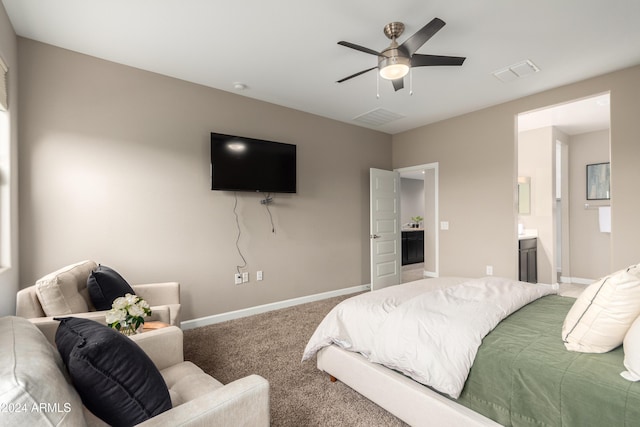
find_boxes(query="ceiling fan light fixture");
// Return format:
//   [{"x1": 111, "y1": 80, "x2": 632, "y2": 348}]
[{"x1": 379, "y1": 56, "x2": 410, "y2": 80}]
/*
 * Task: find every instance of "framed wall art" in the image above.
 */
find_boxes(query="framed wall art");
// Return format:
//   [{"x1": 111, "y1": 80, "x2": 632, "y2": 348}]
[{"x1": 586, "y1": 162, "x2": 610, "y2": 200}]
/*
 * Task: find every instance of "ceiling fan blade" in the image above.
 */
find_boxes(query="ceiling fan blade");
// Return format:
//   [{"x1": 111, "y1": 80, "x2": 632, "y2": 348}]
[
  {"x1": 336, "y1": 67, "x2": 377, "y2": 83},
  {"x1": 337, "y1": 41, "x2": 380, "y2": 56},
  {"x1": 392, "y1": 78, "x2": 404, "y2": 91},
  {"x1": 411, "y1": 54, "x2": 466, "y2": 67},
  {"x1": 400, "y1": 18, "x2": 446, "y2": 56}
]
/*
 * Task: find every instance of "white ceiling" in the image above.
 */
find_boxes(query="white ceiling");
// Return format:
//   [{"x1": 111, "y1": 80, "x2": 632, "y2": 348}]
[{"x1": 3, "y1": 0, "x2": 639, "y2": 134}]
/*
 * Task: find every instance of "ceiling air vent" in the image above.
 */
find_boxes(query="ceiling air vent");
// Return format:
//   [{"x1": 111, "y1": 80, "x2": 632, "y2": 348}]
[
  {"x1": 353, "y1": 108, "x2": 405, "y2": 126},
  {"x1": 492, "y1": 59, "x2": 540, "y2": 83}
]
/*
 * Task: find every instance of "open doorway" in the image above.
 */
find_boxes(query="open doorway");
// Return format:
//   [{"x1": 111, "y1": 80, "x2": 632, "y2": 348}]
[
  {"x1": 517, "y1": 93, "x2": 611, "y2": 288},
  {"x1": 397, "y1": 163, "x2": 439, "y2": 282}
]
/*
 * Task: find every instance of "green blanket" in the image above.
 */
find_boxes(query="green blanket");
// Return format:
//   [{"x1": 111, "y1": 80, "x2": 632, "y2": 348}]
[{"x1": 457, "y1": 295, "x2": 640, "y2": 426}]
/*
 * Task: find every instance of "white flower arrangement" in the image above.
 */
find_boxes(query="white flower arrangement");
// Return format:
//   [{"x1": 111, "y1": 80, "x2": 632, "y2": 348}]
[{"x1": 105, "y1": 293, "x2": 152, "y2": 335}]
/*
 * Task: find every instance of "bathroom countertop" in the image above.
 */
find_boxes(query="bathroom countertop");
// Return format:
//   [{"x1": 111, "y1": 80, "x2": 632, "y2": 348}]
[
  {"x1": 402, "y1": 228, "x2": 425, "y2": 232},
  {"x1": 518, "y1": 232, "x2": 538, "y2": 240}
]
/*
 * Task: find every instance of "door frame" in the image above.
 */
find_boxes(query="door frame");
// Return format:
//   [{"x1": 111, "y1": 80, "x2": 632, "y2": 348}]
[
  {"x1": 516, "y1": 92, "x2": 611, "y2": 284},
  {"x1": 396, "y1": 162, "x2": 439, "y2": 278}
]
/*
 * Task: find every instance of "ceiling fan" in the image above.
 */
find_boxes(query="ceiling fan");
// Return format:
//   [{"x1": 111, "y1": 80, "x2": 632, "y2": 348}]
[{"x1": 337, "y1": 18, "x2": 466, "y2": 91}]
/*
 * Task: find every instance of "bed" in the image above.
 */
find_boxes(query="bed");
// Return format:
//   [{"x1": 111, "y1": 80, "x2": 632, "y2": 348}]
[{"x1": 303, "y1": 276, "x2": 640, "y2": 426}]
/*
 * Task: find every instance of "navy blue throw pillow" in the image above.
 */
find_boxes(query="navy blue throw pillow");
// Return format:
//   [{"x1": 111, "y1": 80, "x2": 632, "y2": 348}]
[
  {"x1": 87, "y1": 265, "x2": 135, "y2": 310},
  {"x1": 54, "y1": 317, "x2": 172, "y2": 427}
]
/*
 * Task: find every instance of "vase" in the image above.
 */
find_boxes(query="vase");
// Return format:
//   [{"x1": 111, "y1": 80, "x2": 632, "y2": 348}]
[{"x1": 119, "y1": 324, "x2": 142, "y2": 336}]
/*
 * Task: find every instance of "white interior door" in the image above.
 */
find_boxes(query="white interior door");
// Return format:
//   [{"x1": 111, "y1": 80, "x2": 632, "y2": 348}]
[{"x1": 370, "y1": 168, "x2": 401, "y2": 290}]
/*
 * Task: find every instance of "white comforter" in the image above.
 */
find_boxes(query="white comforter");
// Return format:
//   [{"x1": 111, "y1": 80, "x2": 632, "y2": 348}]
[{"x1": 303, "y1": 276, "x2": 556, "y2": 398}]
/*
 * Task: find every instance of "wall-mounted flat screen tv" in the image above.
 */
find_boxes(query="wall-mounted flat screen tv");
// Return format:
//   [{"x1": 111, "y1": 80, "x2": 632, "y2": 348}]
[{"x1": 210, "y1": 132, "x2": 296, "y2": 193}]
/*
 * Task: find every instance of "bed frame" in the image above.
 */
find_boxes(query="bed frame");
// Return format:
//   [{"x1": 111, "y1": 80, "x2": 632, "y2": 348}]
[{"x1": 317, "y1": 345, "x2": 500, "y2": 427}]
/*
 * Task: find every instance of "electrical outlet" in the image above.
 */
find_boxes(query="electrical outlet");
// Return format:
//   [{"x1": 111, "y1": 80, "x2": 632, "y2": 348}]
[
  {"x1": 486, "y1": 265, "x2": 493, "y2": 276},
  {"x1": 440, "y1": 221, "x2": 449, "y2": 230},
  {"x1": 234, "y1": 273, "x2": 242, "y2": 285},
  {"x1": 242, "y1": 272, "x2": 249, "y2": 283},
  {"x1": 257, "y1": 270, "x2": 263, "y2": 281}
]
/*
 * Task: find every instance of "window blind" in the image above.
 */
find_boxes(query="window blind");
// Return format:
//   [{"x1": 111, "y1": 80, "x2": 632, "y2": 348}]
[{"x1": 0, "y1": 56, "x2": 7, "y2": 111}]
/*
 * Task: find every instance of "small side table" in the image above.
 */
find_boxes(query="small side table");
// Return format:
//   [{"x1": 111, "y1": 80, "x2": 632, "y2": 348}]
[{"x1": 143, "y1": 321, "x2": 170, "y2": 332}]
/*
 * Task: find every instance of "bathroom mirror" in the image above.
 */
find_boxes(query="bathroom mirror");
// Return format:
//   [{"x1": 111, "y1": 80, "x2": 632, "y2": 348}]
[{"x1": 518, "y1": 176, "x2": 531, "y2": 215}]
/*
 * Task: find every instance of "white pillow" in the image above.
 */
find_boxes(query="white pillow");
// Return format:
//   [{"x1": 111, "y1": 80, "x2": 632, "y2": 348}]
[
  {"x1": 621, "y1": 315, "x2": 640, "y2": 381},
  {"x1": 562, "y1": 264, "x2": 640, "y2": 353},
  {"x1": 35, "y1": 260, "x2": 97, "y2": 316},
  {"x1": 0, "y1": 316, "x2": 86, "y2": 425}
]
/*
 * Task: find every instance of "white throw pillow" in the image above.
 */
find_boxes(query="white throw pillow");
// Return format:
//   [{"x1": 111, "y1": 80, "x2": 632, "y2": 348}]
[
  {"x1": 35, "y1": 260, "x2": 97, "y2": 316},
  {"x1": 562, "y1": 264, "x2": 640, "y2": 353},
  {"x1": 0, "y1": 316, "x2": 86, "y2": 425},
  {"x1": 621, "y1": 315, "x2": 640, "y2": 381}
]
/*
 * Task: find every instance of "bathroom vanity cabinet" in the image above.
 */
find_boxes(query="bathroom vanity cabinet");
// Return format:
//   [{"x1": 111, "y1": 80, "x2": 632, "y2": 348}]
[
  {"x1": 519, "y1": 237, "x2": 537, "y2": 283},
  {"x1": 402, "y1": 230, "x2": 424, "y2": 266}
]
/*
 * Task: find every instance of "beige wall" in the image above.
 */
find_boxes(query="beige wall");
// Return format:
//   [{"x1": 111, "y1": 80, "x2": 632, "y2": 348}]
[
  {"x1": 17, "y1": 38, "x2": 392, "y2": 321},
  {"x1": 569, "y1": 130, "x2": 611, "y2": 280},
  {"x1": 393, "y1": 106, "x2": 517, "y2": 278},
  {"x1": 0, "y1": 3, "x2": 19, "y2": 316},
  {"x1": 393, "y1": 65, "x2": 640, "y2": 280}
]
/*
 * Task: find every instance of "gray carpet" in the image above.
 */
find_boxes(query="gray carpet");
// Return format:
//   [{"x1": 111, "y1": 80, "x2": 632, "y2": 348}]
[{"x1": 184, "y1": 294, "x2": 407, "y2": 426}]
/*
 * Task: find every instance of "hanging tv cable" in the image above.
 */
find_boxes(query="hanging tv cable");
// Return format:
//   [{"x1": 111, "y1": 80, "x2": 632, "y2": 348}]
[
  {"x1": 261, "y1": 193, "x2": 276, "y2": 233},
  {"x1": 233, "y1": 192, "x2": 247, "y2": 274}
]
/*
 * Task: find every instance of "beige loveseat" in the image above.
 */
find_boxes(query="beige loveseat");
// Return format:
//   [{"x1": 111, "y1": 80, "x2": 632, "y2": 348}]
[
  {"x1": 16, "y1": 260, "x2": 181, "y2": 341},
  {"x1": 0, "y1": 316, "x2": 270, "y2": 426}
]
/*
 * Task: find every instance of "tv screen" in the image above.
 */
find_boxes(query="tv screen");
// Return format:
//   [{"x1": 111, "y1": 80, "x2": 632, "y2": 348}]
[{"x1": 210, "y1": 132, "x2": 296, "y2": 193}]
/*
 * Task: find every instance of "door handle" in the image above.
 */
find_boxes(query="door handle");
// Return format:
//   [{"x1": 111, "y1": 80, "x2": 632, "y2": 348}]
[{"x1": 370, "y1": 234, "x2": 381, "y2": 239}]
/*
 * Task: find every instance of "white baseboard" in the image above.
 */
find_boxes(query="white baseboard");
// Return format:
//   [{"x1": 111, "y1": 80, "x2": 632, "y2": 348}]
[
  {"x1": 181, "y1": 284, "x2": 371, "y2": 330},
  {"x1": 559, "y1": 276, "x2": 595, "y2": 285},
  {"x1": 423, "y1": 270, "x2": 438, "y2": 278}
]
